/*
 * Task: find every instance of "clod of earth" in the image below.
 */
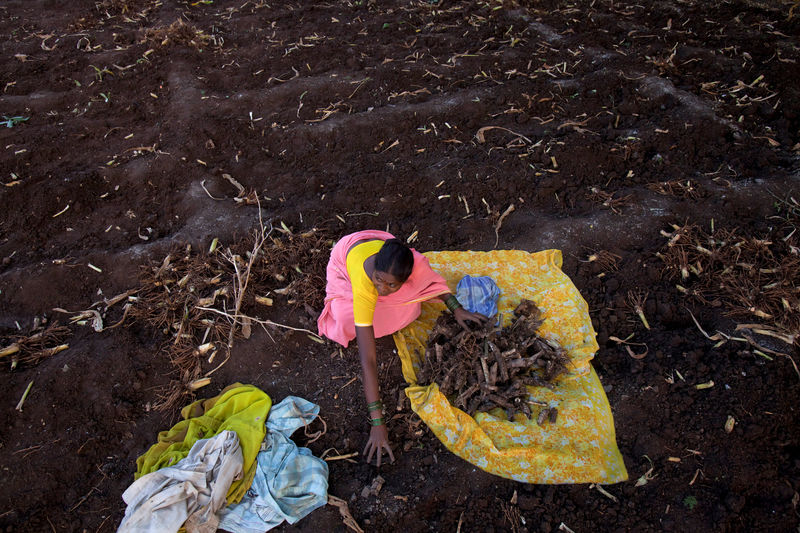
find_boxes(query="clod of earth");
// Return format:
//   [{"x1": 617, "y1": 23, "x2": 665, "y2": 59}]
[{"x1": 417, "y1": 299, "x2": 570, "y2": 420}]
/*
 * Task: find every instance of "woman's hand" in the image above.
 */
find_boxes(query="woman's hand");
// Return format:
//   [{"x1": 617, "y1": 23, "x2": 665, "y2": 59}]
[
  {"x1": 453, "y1": 307, "x2": 490, "y2": 330},
  {"x1": 364, "y1": 424, "x2": 395, "y2": 467}
]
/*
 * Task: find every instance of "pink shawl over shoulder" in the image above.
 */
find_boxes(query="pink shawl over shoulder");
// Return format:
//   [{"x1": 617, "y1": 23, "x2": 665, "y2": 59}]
[{"x1": 317, "y1": 230, "x2": 451, "y2": 347}]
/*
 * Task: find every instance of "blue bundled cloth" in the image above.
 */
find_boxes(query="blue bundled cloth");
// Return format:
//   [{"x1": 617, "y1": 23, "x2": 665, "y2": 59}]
[
  {"x1": 218, "y1": 396, "x2": 329, "y2": 533},
  {"x1": 455, "y1": 275, "x2": 501, "y2": 318}
]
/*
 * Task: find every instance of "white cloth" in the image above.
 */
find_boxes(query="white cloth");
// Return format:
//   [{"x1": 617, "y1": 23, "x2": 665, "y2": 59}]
[
  {"x1": 218, "y1": 396, "x2": 329, "y2": 533},
  {"x1": 118, "y1": 430, "x2": 243, "y2": 533}
]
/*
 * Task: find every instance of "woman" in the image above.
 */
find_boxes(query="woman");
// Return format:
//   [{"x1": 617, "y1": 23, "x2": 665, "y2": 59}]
[{"x1": 317, "y1": 230, "x2": 488, "y2": 466}]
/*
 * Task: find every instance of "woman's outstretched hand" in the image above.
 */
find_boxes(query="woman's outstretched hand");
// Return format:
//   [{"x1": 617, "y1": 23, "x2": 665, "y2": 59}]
[
  {"x1": 453, "y1": 307, "x2": 490, "y2": 330},
  {"x1": 364, "y1": 424, "x2": 395, "y2": 467}
]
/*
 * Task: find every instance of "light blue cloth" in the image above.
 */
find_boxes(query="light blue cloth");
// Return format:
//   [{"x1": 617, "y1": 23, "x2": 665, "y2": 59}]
[
  {"x1": 218, "y1": 396, "x2": 329, "y2": 533},
  {"x1": 456, "y1": 275, "x2": 501, "y2": 318}
]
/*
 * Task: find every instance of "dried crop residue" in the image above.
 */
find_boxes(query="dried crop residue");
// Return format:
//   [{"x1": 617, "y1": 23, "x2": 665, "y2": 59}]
[
  {"x1": 128, "y1": 226, "x2": 332, "y2": 410},
  {"x1": 417, "y1": 300, "x2": 569, "y2": 421},
  {"x1": 658, "y1": 208, "x2": 800, "y2": 341},
  {"x1": 142, "y1": 19, "x2": 212, "y2": 49},
  {"x1": 0, "y1": 323, "x2": 70, "y2": 369}
]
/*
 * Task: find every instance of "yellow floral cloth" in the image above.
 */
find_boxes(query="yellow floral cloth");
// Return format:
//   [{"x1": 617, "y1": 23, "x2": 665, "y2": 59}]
[{"x1": 393, "y1": 249, "x2": 628, "y2": 484}]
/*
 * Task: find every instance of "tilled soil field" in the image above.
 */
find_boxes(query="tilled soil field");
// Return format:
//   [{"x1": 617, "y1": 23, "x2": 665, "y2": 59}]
[{"x1": 1, "y1": 0, "x2": 799, "y2": 531}]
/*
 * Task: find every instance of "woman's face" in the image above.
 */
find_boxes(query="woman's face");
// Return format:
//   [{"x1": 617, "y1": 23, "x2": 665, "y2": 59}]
[{"x1": 371, "y1": 270, "x2": 402, "y2": 296}]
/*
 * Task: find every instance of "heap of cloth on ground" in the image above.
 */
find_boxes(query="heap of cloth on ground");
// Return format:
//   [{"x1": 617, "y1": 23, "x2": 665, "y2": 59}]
[{"x1": 118, "y1": 384, "x2": 328, "y2": 532}]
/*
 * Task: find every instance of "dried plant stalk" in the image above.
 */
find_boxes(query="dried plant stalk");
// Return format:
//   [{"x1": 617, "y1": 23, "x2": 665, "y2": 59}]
[
  {"x1": 658, "y1": 218, "x2": 800, "y2": 342},
  {"x1": 588, "y1": 187, "x2": 633, "y2": 214},
  {"x1": 626, "y1": 290, "x2": 651, "y2": 330},
  {"x1": 129, "y1": 219, "x2": 334, "y2": 411},
  {"x1": 417, "y1": 300, "x2": 569, "y2": 420},
  {"x1": 0, "y1": 324, "x2": 71, "y2": 368},
  {"x1": 581, "y1": 249, "x2": 621, "y2": 271}
]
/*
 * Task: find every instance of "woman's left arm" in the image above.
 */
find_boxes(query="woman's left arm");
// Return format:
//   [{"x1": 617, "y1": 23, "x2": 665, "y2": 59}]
[{"x1": 437, "y1": 293, "x2": 490, "y2": 329}]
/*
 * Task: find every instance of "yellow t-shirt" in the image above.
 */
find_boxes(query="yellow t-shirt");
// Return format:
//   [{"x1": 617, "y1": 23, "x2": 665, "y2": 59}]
[{"x1": 346, "y1": 240, "x2": 383, "y2": 327}]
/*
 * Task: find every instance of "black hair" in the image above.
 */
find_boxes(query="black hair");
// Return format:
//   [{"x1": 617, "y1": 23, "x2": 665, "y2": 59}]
[{"x1": 374, "y1": 238, "x2": 414, "y2": 282}]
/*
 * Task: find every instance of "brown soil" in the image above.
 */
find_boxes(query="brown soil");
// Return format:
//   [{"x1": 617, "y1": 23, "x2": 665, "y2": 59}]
[{"x1": 1, "y1": 0, "x2": 799, "y2": 532}]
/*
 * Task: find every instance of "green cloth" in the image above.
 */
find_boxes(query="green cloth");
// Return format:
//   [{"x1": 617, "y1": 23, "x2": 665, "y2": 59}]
[{"x1": 135, "y1": 383, "x2": 272, "y2": 504}]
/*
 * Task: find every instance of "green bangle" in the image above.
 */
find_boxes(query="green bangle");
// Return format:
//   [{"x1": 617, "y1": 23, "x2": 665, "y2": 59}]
[
  {"x1": 369, "y1": 417, "x2": 385, "y2": 426},
  {"x1": 445, "y1": 295, "x2": 462, "y2": 312},
  {"x1": 367, "y1": 400, "x2": 383, "y2": 412}
]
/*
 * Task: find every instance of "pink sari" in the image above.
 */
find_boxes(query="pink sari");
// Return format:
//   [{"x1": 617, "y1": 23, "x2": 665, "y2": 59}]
[{"x1": 317, "y1": 230, "x2": 451, "y2": 347}]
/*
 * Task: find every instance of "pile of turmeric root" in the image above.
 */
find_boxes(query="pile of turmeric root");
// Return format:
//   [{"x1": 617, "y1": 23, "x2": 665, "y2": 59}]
[{"x1": 417, "y1": 300, "x2": 570, "y2": 422}]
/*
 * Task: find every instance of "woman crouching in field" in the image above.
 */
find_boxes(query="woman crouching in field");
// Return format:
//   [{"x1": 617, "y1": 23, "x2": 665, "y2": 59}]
[{"x1": 317, "y1": 230, "x2": 488, "y2": 466}]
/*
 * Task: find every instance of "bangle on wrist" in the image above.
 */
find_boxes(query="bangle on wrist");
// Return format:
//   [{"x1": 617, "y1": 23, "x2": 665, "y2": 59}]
[
  {"x1": 369, "y1": 417, "x2": 385, "y2": 426},
  {"x1": 367, "y1": 400, "x2": 383, "y2": 412},
  {"x1": 445, "y1": 294, "x2": 462, "y2": 312}
]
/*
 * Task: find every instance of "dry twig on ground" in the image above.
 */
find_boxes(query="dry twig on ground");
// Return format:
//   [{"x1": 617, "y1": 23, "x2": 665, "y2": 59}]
[
  {"x1": 587, "y1": 187, "x2": 633, "y2": 214},
  {"x1": 207, "y1": 218, "x2": 275, "y2": 375},
  {"x1": 0, "y1": 323, "x2": 70, "y2": 370},
  {"x1": 580, "y1": 249, "x2": 621, "y2": 272},
  {"x1": 648, "y1": 179, "x2": 703, "y2": 199},
  {"x1": 328, "y1": 495, "x2": 364, "y2": 533}
]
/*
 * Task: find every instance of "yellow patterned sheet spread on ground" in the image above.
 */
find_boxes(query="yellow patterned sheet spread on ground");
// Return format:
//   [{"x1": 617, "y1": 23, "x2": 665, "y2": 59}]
[{"x1": 393, "y1": 249, "x2": 628, "y2": 484}]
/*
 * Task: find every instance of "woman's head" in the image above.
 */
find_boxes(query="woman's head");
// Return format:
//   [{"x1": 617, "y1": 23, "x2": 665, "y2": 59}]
[{"x1": 372, "y1": 238, "x2": 414, "y2": 295}]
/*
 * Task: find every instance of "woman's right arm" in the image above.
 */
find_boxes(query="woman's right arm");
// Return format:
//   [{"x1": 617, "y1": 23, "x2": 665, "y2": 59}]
[{"x1": 356, "y1": 325, "x2": 395, "y2": 467}]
